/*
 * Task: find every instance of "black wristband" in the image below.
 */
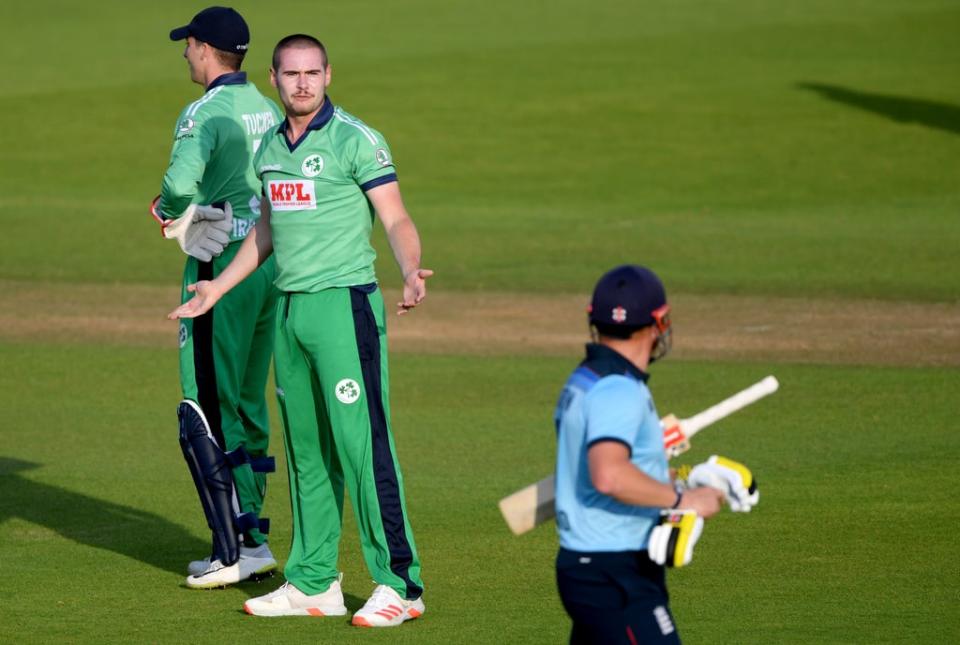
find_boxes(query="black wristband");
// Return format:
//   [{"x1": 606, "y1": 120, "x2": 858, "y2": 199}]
[{"x1": 671, "y1": 489, "x2": 683, "y2": 509}]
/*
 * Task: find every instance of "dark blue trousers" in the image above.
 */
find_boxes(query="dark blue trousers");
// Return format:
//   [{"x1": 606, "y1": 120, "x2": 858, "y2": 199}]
[{"x1": 556, "y1": 548, "x2": 681, "y2": 645}]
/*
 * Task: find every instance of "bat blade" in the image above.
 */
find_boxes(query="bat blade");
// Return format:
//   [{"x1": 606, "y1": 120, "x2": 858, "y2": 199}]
[{"x1": 498, "y1": 475, "x2": 555, "y2": 535}]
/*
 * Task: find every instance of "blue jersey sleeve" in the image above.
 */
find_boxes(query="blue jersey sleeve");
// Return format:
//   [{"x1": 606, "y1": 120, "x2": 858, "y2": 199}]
[{"x1": 583, "y1": 375, "x2": 648, "y2": 451}]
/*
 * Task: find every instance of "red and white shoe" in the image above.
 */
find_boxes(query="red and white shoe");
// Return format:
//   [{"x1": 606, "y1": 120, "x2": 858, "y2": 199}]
[
  {"x1": 351, "y1": 584, "x2": 424, "y2": 627},
  {"x1": 243, "y1": 578, "x2": 347, "y2": 617}
]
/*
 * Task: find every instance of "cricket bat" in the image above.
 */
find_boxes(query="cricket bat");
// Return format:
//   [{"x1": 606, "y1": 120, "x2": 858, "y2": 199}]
[{"x1": 498, "y1": 375, "x2": 779, "y2": 535}]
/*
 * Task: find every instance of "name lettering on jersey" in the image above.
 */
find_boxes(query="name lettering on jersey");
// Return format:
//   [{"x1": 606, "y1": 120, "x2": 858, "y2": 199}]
[
  {"x1": 301, "y1": 154, "x2": 324, "y2": 177},
  {"x1": 241, "y1": 111, "x2": 277, "y2": 136},
  {"x1": 268, "y1": 180, "x2": 316, "y2": 211}
]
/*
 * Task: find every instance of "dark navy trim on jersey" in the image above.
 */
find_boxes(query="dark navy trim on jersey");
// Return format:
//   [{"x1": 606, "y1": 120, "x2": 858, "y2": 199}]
[
  {"x1": 192, "y1": 260, "x2": 225, "y2": 447},
  {"x1": 350, "y1": 287, "x2": 422, "y2": 600},
  {"x1": 582, "y1": 343, "x2": 649, "y2": 382},
  {"x1": 350, "y1": 282, "x2": 378, "y2": 294},
  {"x1": 587, "y1": 437, "x2": 633, "y2": 452},
  {"x1": 569, "y1": 366, "x2": 601, "y2": 391},
  {"x1": 279, "y1": 98, "x2": 335, "y2": 152},
  {"x1": 207, "y1": 71, "x2": 247, "y2": 90},
  {"x1": 360, "y1": 173, "x2": 398, "y2": 192}
]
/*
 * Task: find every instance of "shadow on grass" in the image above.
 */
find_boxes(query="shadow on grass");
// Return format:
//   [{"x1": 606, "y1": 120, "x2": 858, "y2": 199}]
[
  {"x1": 797, "y1": 82, "x2": 960, "y2": 136},
  {"x1": 0, "y1": 456, "x2": 208, "y2": 576}
]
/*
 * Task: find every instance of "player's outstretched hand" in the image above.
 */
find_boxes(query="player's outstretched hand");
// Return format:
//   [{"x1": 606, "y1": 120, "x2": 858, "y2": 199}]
[
  {"x1": 168, "y1": 281, "x2": 222, "y2": 319},
  {"x1": 678, "y1": 486, "x2": 724, "y2": 519},
  {"x1": 397, "y1": 268, "x2": 434, "y2": 315}
]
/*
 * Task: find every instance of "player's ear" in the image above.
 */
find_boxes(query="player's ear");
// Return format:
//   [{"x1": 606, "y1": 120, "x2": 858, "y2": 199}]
[
  {"x1": 325, "y1": 64, "x2": 332, "y2": 86},
  {"x1": 269, "y1": 67, "x2": 277, "y2": 88}
]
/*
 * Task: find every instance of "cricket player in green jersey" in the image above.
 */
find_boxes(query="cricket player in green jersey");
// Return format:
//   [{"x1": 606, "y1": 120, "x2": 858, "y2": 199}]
[
  {"x1": 155, "y1": 7, "x2": 282, "y2": 589},
  {"x1": 170, "y1": 34, "x2": 431, "y2": 626}
]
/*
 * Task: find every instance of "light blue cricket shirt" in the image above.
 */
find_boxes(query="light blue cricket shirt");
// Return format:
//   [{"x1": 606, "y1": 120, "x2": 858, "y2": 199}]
[{"x1": 554, "y1": 344, "x2": 669, "y2": 552}]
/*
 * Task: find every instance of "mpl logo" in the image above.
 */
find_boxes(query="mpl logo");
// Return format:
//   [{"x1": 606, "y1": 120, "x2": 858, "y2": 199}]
[{"x1": 268, "y1": 180, "x2": 316, "y2": 211}]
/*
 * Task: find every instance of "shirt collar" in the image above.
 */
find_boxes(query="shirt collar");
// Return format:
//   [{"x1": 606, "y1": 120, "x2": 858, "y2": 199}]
[
  {"x1": 279, "y1": 98, "x2": 335, "y2": 137},
  {"x1": 206, "y1": 71, "x2": 247, "y2": 91},
  {"x1": 582, "y1": 343, "x2": 650, "y2": 382},
  {"x1": 278, "y1": 98, "x2": 335, "y2": 151}
]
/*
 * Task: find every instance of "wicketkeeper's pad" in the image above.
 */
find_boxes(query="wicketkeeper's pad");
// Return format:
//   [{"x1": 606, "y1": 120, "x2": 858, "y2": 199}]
[
  {"x1": 688, "y1": 455, "x2": 759, "y2": 512},
  {"x1": 178, "y1": 400, "x2": 273, "y2": 566},
  {"x1": 151, "y1": 196, "x2": 233, "y2": 262},
  {"x1": 648, "y1": 509, "x2": 704, "y2": 567}
]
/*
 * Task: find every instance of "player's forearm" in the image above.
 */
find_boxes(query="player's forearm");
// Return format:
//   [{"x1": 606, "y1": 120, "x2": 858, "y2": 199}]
[
  {"x1": 368, "y1": 182, "x2": 424, "y2": 278},
  {"x1": 594, "y1": 460, "x2": 678, "y2": 508},
  {"x1": 588, "y1": 443, "x2": 677, "y2": 508},
  {"x1": 385, "y1": 215, "x2": 423, "y2": 279},
  {"x1": 210, "y1": 223, "x2": 273, "y2": 295}
]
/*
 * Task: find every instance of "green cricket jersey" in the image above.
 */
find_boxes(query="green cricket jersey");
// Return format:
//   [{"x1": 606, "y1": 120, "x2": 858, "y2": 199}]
[
  {"x1": 253, "y1": 99, "x2": 398, "y2": 293},
  {"x1": 161, "y1": 72, "x2": 282, "y2": 242}
]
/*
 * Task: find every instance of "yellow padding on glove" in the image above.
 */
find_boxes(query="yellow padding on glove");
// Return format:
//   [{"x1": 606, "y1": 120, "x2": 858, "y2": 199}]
[
  {"x1": 713, "y1": 456, "x2": 753, "y2": 490},
  {"x1": 648, "y1": 510, "x2": 704, "y2": 568},
  {"x1": 688, "y1": 455, "x2": 759, "y2": 512}
]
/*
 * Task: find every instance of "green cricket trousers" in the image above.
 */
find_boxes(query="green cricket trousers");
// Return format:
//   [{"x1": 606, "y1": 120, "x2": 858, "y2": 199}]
[
  {"x1": 178, "y1": 241, "x2": 279, "y2": 545},
  {"x1": 274, "y1": 284, "x2": 424, "y2": 599}
]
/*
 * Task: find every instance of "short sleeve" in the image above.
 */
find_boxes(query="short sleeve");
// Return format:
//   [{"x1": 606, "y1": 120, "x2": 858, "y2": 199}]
[
  {"x1": 583, "y1": 376, "x2": 648, "y2": 450},
  {"x1": 350, "y1": 132, "x2": 397, "y2": 190}
]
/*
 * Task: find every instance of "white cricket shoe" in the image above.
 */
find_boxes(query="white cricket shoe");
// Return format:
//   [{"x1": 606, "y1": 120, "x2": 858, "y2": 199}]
[
  {"x1": 243, "y1": 578, "x2": 347, "y2": 617},
  {"x1": 185, "y1": 546, "x2": 277, "y2": 590},
  {"x1": 186, "y1": 559, "x2": 241, "y2": 589},
  {"x1": 351, "y1": 584, "x2": 425, "y2": 627},
  {"x1": 187, "y1": 543, "x2": 277, "y2": 577}
]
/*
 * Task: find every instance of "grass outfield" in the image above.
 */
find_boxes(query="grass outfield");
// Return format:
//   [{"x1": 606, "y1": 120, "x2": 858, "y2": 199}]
[
  {"x1": 0, "y1": 1, "x2": 957, "y2": 298},
  {"x1": 2, "y1": 345, "x2": 958, "y2": 642},
  {"x1": 2, "y1": 0, "x2": 959, "y2": 643}
]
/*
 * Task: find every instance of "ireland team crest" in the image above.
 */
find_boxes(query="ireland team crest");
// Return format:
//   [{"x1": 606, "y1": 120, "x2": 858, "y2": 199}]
[
  {"x1": 301, "y1": 154, "x2": 325, "y2": 177},
  {"x1": 335, "y1": 378, "x2": 361, "y2": 404}
]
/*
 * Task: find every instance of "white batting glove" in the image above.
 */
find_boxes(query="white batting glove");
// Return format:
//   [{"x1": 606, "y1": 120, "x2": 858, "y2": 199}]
[
  {"x1": 152, "y1": 197, "x2": 233, "y2": 262},
  {"x1": 688, "y1": 455, "x2": 759, "y2": 512},
  {"x1": 648, "y1": 510, "x2": 704, "y2": 567}
]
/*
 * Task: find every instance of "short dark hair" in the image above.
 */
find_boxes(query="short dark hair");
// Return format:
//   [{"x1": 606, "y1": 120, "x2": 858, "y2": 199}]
[
  {"x1": 212, "y1": 46, "x2": 245, "y2": 71},
  {"x1": 593, "y1": 322, "x2": 645, "y2": 340},
  {"x1": 272, "y1": 34, "x2": 328, "y2": 71}
]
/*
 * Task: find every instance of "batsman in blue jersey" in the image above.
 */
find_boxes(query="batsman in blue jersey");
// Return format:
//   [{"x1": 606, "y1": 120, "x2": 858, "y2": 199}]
[{"x1": 553, "y1": 265, "x2": 724, "y2": 644}]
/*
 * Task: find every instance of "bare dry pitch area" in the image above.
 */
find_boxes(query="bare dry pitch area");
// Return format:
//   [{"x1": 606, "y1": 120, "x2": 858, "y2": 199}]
[{"x1": 2, "y1": 280, "x2": 957, "y2": 367}]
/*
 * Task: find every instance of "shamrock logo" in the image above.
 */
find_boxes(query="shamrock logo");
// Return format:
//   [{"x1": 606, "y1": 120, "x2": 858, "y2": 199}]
[
  {"x1": 301, "y1": 154, "x2": 325, "y2": 177},
  {"x1": 335, "y1": 378, "x2": 361, "y2": 404}
]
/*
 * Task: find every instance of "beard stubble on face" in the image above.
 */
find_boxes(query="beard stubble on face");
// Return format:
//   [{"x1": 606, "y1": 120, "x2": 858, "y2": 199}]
[{"x1": 286, "y1": 93, "x2": 323, "y2": 117}]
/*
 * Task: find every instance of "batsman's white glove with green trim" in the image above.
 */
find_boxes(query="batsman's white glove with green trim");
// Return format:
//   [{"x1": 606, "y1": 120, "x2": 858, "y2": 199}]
[
  {"x1": 688, "y1": 455, "x2": 759, "y2": 512},
  {"x1": 151, "y1": 197, "x2": 233, "y2": 262},
  {"x1": 648, "y1": 509, "x2": 703, "y2": 567}
]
